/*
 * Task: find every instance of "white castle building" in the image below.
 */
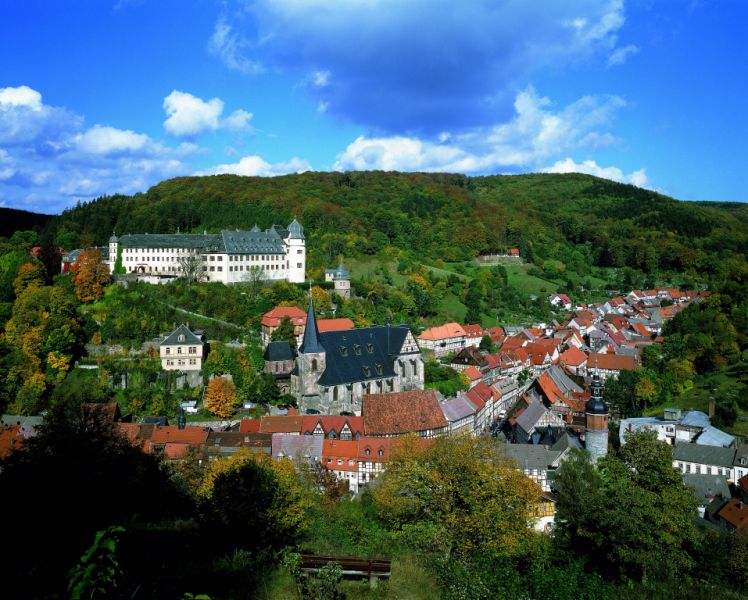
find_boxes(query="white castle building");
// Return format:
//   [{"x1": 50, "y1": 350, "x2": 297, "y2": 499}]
[{"x1": 107, "y1": 219, "x2": 306, "y2": 284}]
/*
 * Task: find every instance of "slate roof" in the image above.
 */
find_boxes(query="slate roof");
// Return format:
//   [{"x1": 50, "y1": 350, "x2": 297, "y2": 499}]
[
  {"x1": 501, "y1": 443, "x2": 563, "y2": 471},
  {"x1": 287, "y1": 218, "x2": 305, "y2": 239},
  {"x1": 220, "y1": 229, "x2": 285, "y2": 254},
  {"x1": 315, "y1": 325, "x2": 411, "y2": 386},
  {"x1": 363, "y1": 390, "x2": 447, "y2": 436},
  {"x1": 272, "y1": 433, "x2": 322, "y2": 461},
  {"x1": 264, "y1": 341, "x2": 296, "y2": 362},
  {"x1": 673, "y1": 443, "x2": 736, "y2": 467},
  {"x1": 161, "y1": 324, "x2": 204, "y2": 346},
  {"x1": 515, "y1": 398, "x2": 549, "y2": 434},
  {"x1": 119, "y1": 233, "x2": 219, "y2": 251},
  {"x1": 440, "y1": 395, "x2": 478, "y2": 422},
  {"x1": 299, "y1": 299, "x2": 325, "y2": 354},
  {"x1": 1, "y1": 414, "x2": 44, "y2": 429},
  {"x1": 683, "y1": 473, "x2": 731, "y2": 505},
  {"x1": 680, "y1": 411, "x2": 711, "y2": 429}
]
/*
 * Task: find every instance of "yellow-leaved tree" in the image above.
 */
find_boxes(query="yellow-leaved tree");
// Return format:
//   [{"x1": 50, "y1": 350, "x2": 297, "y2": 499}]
[
  {"x1": 71, "y1": 248, "x2": 111, "y2": 303},
  {"x1": 204, "y1": 377, "x2": 237, "y2": 419},
  {"x1": 371, "y1": 434, "x2": 541, "y2": 561}
]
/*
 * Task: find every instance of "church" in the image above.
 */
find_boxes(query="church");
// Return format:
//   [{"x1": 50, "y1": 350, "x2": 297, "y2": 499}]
[{"x1": 291, "y1": 299, "x2": 424, "y2": 415}]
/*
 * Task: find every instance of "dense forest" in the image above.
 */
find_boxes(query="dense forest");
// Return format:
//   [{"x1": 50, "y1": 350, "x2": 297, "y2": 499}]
[{"x1": 38, "y1": 172, "x2": 748, "y2": 286}]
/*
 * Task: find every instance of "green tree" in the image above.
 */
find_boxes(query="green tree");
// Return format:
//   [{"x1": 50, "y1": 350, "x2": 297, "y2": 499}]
[{"x1": 270, "y1": 315, "x2": 297, "y2": 350}]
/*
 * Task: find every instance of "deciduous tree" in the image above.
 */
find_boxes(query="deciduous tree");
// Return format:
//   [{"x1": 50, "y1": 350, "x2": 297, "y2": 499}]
[
  {"x1": 71, "y1": 248, "x2": 111, "y2": 303},
  {"x1": 204, "y1": 377, "x2": 238, "y2": 418}
]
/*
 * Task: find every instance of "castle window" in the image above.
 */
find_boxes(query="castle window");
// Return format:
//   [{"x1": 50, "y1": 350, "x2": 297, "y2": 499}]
[{"x1": 312, "y1": 359, "x2": 318, "y2": 371}]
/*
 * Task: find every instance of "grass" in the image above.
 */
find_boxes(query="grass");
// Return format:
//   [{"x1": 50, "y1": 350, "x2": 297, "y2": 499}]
[
  {"x1": 438, "y1": 293, "x2": 467, "y2": 323},
  {"x1": 504, "y1": 264, "x2": 559, "y2": 297}
]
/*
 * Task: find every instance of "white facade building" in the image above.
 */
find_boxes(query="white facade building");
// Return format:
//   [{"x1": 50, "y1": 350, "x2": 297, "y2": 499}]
[{"x1": 108, "y1": 220, "x2": 306, "y2": 284}]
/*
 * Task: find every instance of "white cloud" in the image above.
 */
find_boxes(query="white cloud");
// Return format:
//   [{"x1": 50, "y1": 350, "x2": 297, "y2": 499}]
[
  {"x1": 607, "y1": 43, "x2": 639, "y2": 67},
  {"x1": 542, "y1": 157, "x2": 648, "y2": 187},
  {"x1": 75, "y1": 125, "x2": 149, "y2": 155},
  {"x1": 0, "y1": 149, "x2": 15, "y2": 180},
  {"x1": 208, "y1": 18, "x2": 264, "y2": 75},
  {"x1": 163, "y1": 91, "x2": 224, "y2": 137},
  {"x1": 221, "y1": 108, "x2": 254, "y2": 131},
  {"x1": 311, "y1": 70, "x2": 330, "y2": 88},
  {"x1": 317, "y1": 101, "x2": 329, "y2": 114},
  {"x1": 162, "y1": 90, "x2": 254, "y2": 137},
  {"x1": 197, "y1": 155, "x2": 312, "y2": 177},
  {"x1": 0, "y1": 85, "x2": 43, "y2": 109},
  {"x1": 335, "y1": 87, "x2": 627, "y2": 173}
]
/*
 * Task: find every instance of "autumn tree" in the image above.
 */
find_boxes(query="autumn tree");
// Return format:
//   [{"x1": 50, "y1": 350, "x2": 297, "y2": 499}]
[
  {"x1": 71, "y1": 248, "x2": 111, "y2": 303},
  {"x1": 372, "y1": 435, "x2": 540, "y2": 560},
  {"x1": 13, "y1": 261, "x2": 45, "y2": 295},
  {"x1": 204, "y1": 377, "x2": 238, "y2": 418}
]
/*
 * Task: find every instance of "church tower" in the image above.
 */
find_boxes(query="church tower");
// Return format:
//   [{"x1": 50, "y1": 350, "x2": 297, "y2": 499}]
[
  {"x1": 585, "y1": 372, "x2": 609, "y2": 462},
  {"x1": 297, "y1": 297, "x2": 326, "y2": 412}
]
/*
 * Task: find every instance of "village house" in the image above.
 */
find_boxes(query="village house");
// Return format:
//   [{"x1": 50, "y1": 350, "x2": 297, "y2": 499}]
[
  {"x1": 107, "y1": 219, "x2": 307, "y2": 284},
  {"x1": 673, "y1": 444, "x2": 736, "y2": 480},
  {"x1": 548, "y1": 293, "x2": 572, "y2": 311},
  {"x1": 583, "y1": 352, "x2": 637, "y2": 381},
  {"x1": 300, "y1": 415, "x2": 364, "y2": 440},
  {"x1": 501, "y1": 441, "x2": 569, "y2": 493},
  {"x1": 362, "y1": 390, "x2": 448, "y2": 439},
  {"x1": 450, "y1": 346, "x2": 488, "y2": 373},
  {"x1": 159, "y1": 324, "x2": 206, "y2": 372},
  {"x1": 440, "y1": 395, "x2": 479, "y2": 436},
  {"x1": 271, "y1": 433, "x2": 323, "y2": 464},
  {"x1": 324, "y1": 261, "x2": 351, "y2": 300},
  {"x1": 558, "y1": 346, "x2": 588, "y2": 375},
  {"x1": 417, "y1": 322, "x2": 467, "y2": 357},
  {"x1": 462, "y1": 324, "x2": 487, "y2": 348}
]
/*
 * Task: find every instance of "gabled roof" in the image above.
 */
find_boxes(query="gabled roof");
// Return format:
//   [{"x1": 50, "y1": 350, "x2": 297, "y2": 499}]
[
  {"x1": 261, "y1": 306, "x2": 306, "y2": 327},
  {"x1": 464, "y1": 366, "x2": 483, "y2": 381},
  {"x1": 683, "y1": 473, "x2": 731, "y2": 505},
  {"x1": 149, "y1": 425, "x2": 209, "y2": 446},
  {"x1": 440, "y1": 396, "x2": 478, "y2": 422},
  {"x1": 363, "y1": 390, "x2": 447, "y2": 436},
  {"x1": 717, "y1": 498, "x2": 748, "y2": 531},
  {"x1": 239, "y1": 419, "x2": 262, "y2": 433},
  {"x1": 462, "y1": 324, "x2": 485, "y2": 338},
  {"x1": 559, "y1": 346, "x2": 588, "y2": 367},
  {"x1": 300, "y1": 415, "x2": 364, "y2": 436},
  {"x1": 514, "y1": 397, "x2": 549, "y2": 433},
  {"x1": 418, "y1": 323, "x2": 466, "y2": 341},
  {"x1": 587, "y1": 352, "x2": 637, "y2": 372},
  {"x1": 161, "y1": 324, "x2": 204, "y2": 346},
  {"x1": 501, "y1": 443, "x2": 563, "y2": 471},
  {"x1": 220, "y1": 228, "x2": 285, "y2": 254},
  {"x1": 272, "y1": 433, "x2": 322, "y2": 461},
  {"x1": 259, "y1": 416, "x2": 303, "y2": 434}
]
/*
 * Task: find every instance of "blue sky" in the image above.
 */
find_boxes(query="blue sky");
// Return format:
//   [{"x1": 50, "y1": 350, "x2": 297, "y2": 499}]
[{"x1": 0, "y1": 0, "x2": 745, "y2": 213}]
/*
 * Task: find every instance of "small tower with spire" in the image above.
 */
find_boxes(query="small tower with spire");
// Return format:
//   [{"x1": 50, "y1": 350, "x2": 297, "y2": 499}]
[
  {"x1": 296, "y1": 295, "x2": 326, "y2": 412},
  {"x1": 332, "y1": 261, "x2": 351, "y2": 300},
  {"x1": 108, "y1": 231, "x2": 119, "y2": 274},
  {"x1": 585, "y1": 372, "x2": 609, "y2": 462}
]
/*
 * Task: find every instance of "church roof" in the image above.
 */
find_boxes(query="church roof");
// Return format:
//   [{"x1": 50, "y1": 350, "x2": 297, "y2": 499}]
[
  {"x1": 264, "y1": 341, "x2": 296, "y2": 362},
  {"x1": 299, "y1": 299, "x2": 325, "y2": 354},
  {"x1": 315, "y1": 325, "x2": 410, "y2": 386}
]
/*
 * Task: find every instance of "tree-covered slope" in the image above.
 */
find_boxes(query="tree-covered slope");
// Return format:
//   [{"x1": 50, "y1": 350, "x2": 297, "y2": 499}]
[
  {"x1": 43, "y1": 171, "x2": 748, "y2": 282},
  {"x1": 0, "y1": 207, "x2": 53, "y2": 238}
]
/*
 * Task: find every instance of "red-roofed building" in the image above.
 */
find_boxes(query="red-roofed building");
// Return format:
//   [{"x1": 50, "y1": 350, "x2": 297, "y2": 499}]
[
  {"x1": 717, "y1": 498, "x2": 748, "y2": 532},
  {"x1": 558, "y1": 346, "x2": 588, "y2": 375},
  {"x1": 300, "y1": 415, "x2": 364, "y2": 439},
  {"x1": 464, "y1": 366, "x2": 483, "y2": 388},
  {"x1": 144, "y1": 425, "x2": 209, "y2": 457},
  {"x1": 239, "y1": 419, "x2": 262, "y2": 433},
  {"x1": 260, "y1": 305, "x2": 354, "y2": 346},
  {"x1": 0, "y1": 425, "x2": 24, "y2": 459},
  {"x1": 549, "y1": 293, "x2": 572, "y2": 310},
  {"x1": 462, "y1": 324, "x2": 486, "y2": 348},
  {"x1": 417, "y1": 323, "x2": 467, "y2": 357},
  {"x1": 259, "y1": 415, "x2": 303, "y2": 434},
  {"x1": 585, "y1": 353, "x2": 638, "y2": 381},
  {"x1": 363, "y1": 390, "x2": 448, "y2": 438}
]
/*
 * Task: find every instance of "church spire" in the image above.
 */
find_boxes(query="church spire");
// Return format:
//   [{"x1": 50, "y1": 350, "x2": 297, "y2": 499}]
[{"x1": 299, "y1": 296, "x2": 324, "y2": 353}]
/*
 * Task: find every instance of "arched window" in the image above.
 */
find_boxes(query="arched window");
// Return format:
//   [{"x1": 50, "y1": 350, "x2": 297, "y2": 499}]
[
  {"x1": 311, "y1": 358, "x2": 318, "y2": 371},
  {"x1": 378, "y1": 448, "x2": 384, "y2": 457},
  {"x1": 365, "y1": 448, "x2": 371, "y2": 456}
]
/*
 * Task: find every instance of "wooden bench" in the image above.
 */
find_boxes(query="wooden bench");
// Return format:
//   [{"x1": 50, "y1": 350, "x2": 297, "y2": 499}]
[{"x1": 299, "y1": 554, "x2": 392, "y2": 587}]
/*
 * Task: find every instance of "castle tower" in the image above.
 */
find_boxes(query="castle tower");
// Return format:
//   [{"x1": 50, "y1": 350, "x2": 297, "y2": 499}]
[
  {"x1": 297, "y1": 297, "x2": 326, "y2": 412},
  {"x1": 285, "y1": 218, "x2": 306, "y2": 283},
  {"x1": 585, "y1": 372, "x2": 609, "y2": 462},
  {"x1": 108, "y1": 232, "x2": 119, "y2": 273},
  {"x1": 333, "y1": 261, "x2": 351, "y2": 300}
]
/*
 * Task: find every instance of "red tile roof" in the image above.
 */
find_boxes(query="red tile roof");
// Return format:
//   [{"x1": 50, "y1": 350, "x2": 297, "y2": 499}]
[
  {"x1": 322, "y1": 439, "x2": 360, "y2": 472},
  {"x1": 261, "y1": 306, "x2": 307, "y2": 328},
  {"x1": 484, "y1": 353, "x2": 500, "y2": 369},
  {"x1": 300, "y1": 415, "x2": 364, "y2": 436},
  {"x1": 464, "y1": 366, "x2": 483, "y2": 381},
  {"x1": 559, "y1": 346, "x2": 588, "y2": 367},
  {"x1": 163, "y1": 443, "x2": 191, "y2": 459},
  {"x1": 149, "y1": 425, "x2": 210, "y2": 446},
  {"x1": 239, "y1": 419, "x2": 262, "y2": 433},
  {"x1": 363, "y1": 390, "x2": 447, "y2": 436},
  {"x1": 462, "y1": 324, "x2": 485, "y2": 338},
  {"x1": 318, "y1": 318, "x2": 355, "y2": 333},
  {"x1": 0, "y1": 425, "x2": 23, "y2": 459},
  {"x1": 718, "y1": 499, "x2": 748, "y2": 531},
  {"x1": 259, "y1": 416, "x2": 303, "y2": 434},
  {"x1": 587, "y1": 353, "x2": 637, "y2": 372},
  {"x1": 418, "y1": 322, "x2": 466, "y2": 341}
]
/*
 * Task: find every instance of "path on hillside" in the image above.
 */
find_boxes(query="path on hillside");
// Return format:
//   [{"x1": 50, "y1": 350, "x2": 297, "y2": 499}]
[{"x1": 164, "y1": 303, "x2": 243, "y2": 331}]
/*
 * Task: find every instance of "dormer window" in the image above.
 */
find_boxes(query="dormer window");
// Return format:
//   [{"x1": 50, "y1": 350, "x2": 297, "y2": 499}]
[
  {"x1": 367, "y1": 343, "x2": 374, "y2": 353},
  {"x1": 340, "y1": 346, "x2": 348, "y2": 357},
  {"x1": 375, "y1": 364, "x2": 383, "y2": 375},
  {"x1": 365, "y1": 448, "x2": 371, "y2": 456},
  {"x1": 363, "y1": 366, "x2": 371, "y2": 377},
  {"x1": 178, "y1": 334, "x2": 185, "y2": 342},
  {"x1": 354, "y1": 344, "x2": 362, "y2": 355},
  {"x1": 378, "y1": 448, "x2": 384, "y2": 457}
]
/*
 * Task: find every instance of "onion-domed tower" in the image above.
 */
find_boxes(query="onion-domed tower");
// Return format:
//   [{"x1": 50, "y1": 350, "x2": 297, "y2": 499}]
[{"x1": 585, "y1": 373, "x2": 609, "y2": 462}]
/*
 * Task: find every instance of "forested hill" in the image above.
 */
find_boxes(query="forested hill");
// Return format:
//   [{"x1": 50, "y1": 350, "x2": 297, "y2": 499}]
[
  {"x1": 0, "y1": 207, "x2": 53, "y2": 238},
  {"x1": 43, "y1": 172, "x2": 748, "y2": 282}
]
